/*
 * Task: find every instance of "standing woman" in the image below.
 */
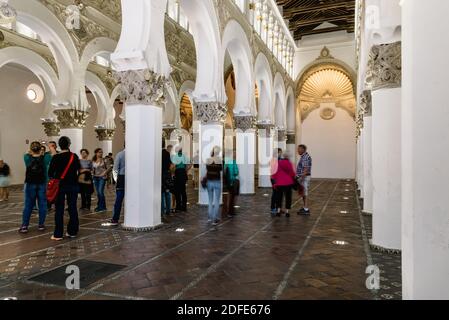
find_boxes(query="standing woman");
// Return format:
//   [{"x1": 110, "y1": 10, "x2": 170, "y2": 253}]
[
  {"x1": 171, "y1": 146, "x2": 191, "y2": 212},
  {"x1": 78, "y1": 149, "x2": 94, "y2": 212},
  {"x1": 205, "y1": 146, "x2": 223, "y2": 226},
  {"x1": 272, "y1": 151, "x2": 296, "y2": 218},
  {"x1": 92, "y1": 148, "x2": 110, "y2": 213},
  {"x1": 0, "y1": 158, "x2": 11, "y2": 202},
  {"x1": 48, "y1": 136, "x2": 80, "y2": 240}
]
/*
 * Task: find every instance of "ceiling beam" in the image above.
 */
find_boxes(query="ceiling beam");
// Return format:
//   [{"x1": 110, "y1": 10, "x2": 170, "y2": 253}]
[
  {"x1": 295, "y1": 25, "x2": 354, "y2": 39},
  {"x1": 283, "y1": 1, "x2": 355, "y2": 17},
  {"x1": 290, "y1": 14, "x2": 355, "y2": 28}
]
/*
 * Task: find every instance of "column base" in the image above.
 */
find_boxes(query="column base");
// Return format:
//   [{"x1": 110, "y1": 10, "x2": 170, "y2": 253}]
[{"x1": 121, "y1": 224, "x2": 163, "y2": 232}]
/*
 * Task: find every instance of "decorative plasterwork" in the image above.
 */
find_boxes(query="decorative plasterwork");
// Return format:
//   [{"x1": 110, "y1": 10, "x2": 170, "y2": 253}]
[
  {"x1": 95, "y1": 128, "x2": 115, "y2": 141},
  {"x1": 38, "y1": 0, "x2": 119, "y2": 56},
  {"x1": 234, "y1": 115, "x2": 256, "y2": 132},
  {"x1": 365, "y1": 42, "x2": 402, "y2": 91},
  {"x1": 162, "y1": 126, "x2": 176, "y2": 140},
  {"x1": 317, "y1": 47, "x2": 334, "y2": 60},
  {"x1": 320, "y1": 108, "x2": 336, "y2": 121},
  {"x1": 165, "y1": 20, "x2": 197, "y2": 69},
  {"x1": 360, "y1": 90, "x2": 372, "y2": 117},
  {"x1": 170, "y1": 67, "x2": 195, "y2": 92},
  {"x1": 88, "y1": 63, "x2": 117, "y2": 95},
  {"x1": 194, "y1": 101, "x2": 228, "y2": 125},
  {"x1": 114, "y1": 69, "x2": 170, "y2": 106},
  {"x1": 41, "y1": 120, "x2": 60, "y2": 137},
  {"x1": 53, "y1": 109, "x2": 89, "y2": 129},
  {"x1": 82, "y1": 0, "x2": 122, "y2": 22},
  {"x1": 0, "y1": 1, "x2": 17, "y2": 24},
  {"x1": 276, "y1": 129, "x2": 287, "y2": 142},
  {"x1": 256, "y1": 122, "x2": 275, "y2": 137}
]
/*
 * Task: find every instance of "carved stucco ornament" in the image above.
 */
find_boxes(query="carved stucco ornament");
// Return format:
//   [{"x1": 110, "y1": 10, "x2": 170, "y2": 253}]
[
  {"x1": 41, "y1": 120, "x2": 60, "y2": 137},
  {"x1": 286, "y1": 132, "x2": 296, "y2": 145},
  {"x1": 360, "y1": 90, "x2": 372, "y2": 117},
  {"x1": 365, "y1": 42, "x2": 402, "y2": 91},
  {"x1": 114, "y1": 69, "x2": 170, "y2": 106},
  {"x1": 194, "y1": 101, "x2": 227, "y2": 125},
  {"x1": 234, "y1": 115, "x2": 256, "y2": 132},
  {"x1": 95, "y1": 128, "x2": 115, "y2": 141},
  {"x1": 53, "y1": 109, "x2": 89, "y2": 129},
  {"x1": 0, "y1": 1, "x2": 17, "y2": 24},
  {"x1": 276, "y1": 129, "x2": 287, "y2": 142},
  {"x1": 256, "y1": 122, "x2": 275, "y2": 137},
  {"x1": 162, "y1": 126, "x2": 176, "y2": 140}
]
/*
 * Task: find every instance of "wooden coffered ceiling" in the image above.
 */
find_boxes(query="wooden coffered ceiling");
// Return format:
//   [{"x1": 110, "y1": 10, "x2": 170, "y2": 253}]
[{"x1": 275, "y1": 0, "x2": 356, "y2": 40}]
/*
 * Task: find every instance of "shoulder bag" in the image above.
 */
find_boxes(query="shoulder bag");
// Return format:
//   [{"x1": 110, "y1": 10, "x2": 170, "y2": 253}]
[{"x1": 47, "y1": 153, "x2": 74, "y2": 203}]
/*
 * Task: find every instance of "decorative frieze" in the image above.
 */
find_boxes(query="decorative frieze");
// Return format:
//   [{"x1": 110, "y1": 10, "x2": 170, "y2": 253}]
[
  {"x1": 194, "y1": 101, "x2": 227, "y2": 125},
  {"x1": 41, "y1": 120, "x2": 60, "y2": 137},
  {"x1": 234, "y1": 115, "x2": 256, "y2": 132},
  {"x1": 53, "y1": 109, "x2": 89, "y2": 129},
  {"x1": 360, "y1": 90, "x2": 372, "y2": 117},
  {"x1": 365, "y1": 42, "x2": 402, "y2": 91},
  {"x1": 95, "y1": 128, "x2": 115, "y2": 141},
  {"x1": 114, "y1": 69, "x2": 170, "y2": 106},
  {"x1": 286, "y1": 132, "x2": 296, "y2": 145},
  {"x1": 256, "y1": 122, "x2": 275, "y2": 137}
]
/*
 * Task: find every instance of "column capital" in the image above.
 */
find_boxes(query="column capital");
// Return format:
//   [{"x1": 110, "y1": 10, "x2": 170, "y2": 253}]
[
  {"x1": 41, "y1": 119, "x2": 60, "y2": 137},
  {"x1": 256, "y1": 121, "x2": 275, "y2": 137},
  {"x1": 276, "y1": 129, "x2": 287, "y2": 142},
  {"x1": 286, "y1": 131, "x2": 296, "y2": 145},
  {"x1": 114, "y1": 69, "x2": 170, "y2": 107},
  {"x1": 360, "y1": 90, "x2": 372, "y2": 117},
  {"x1": 162, "y1": 126, "x2": 177, "y2": 139},
  {"x1": 365, "y1": 41, "x2": 402, "y2": 91},
  {"x1": 193, "y1": 101, "x2": 227, "y2": 125},
  {"x1": 95, "y1": 128, "x2": 115, "y2": 141},
  {"x1": 53, "y1": 109, "x2": 89, "y2": 129},
  {"x1": 234, "y1": 115, "x2": 256, "y2": 132}
]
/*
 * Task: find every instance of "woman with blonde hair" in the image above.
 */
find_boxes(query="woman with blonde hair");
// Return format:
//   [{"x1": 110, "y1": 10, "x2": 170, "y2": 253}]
[{"x1": 204, "y1": 146, "x2": 223, "y2": 226}]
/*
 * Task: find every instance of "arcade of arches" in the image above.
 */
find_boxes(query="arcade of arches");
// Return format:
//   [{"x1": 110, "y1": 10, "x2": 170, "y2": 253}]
[{"x1": 0, "y1": 0, "x2": 447, "y2": 300}]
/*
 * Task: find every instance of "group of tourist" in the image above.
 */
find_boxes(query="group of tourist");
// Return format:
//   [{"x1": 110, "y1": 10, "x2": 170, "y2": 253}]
[
  {"x1": 270, "y1": 144, "x2": 312, "y2": 218},
  {"x1": 16, "y1": 136, "x2": 126, "y2": 240}
]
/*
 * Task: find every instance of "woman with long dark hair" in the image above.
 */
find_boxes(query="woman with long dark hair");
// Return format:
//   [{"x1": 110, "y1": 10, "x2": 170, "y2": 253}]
[
  {"x1": 92, "y1": 148, "x2": 110, "y2": 213},
  {"x1": 78, "y1": 149, "x2": 94, "y2": 212}
]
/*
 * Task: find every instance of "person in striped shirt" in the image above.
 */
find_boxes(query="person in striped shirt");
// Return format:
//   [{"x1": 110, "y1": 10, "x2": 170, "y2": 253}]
[{"x1": 296, "y1": 144, "x2": 312, "y2": 215}]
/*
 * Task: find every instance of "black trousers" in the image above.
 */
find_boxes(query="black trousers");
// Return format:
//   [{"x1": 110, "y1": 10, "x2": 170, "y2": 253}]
[
  {"x1": 276, "y1": 186, "x2": 293, "y2": 210},
  {"x1": 54, "y1": 184, "x2": 79, "y2": 238},
  {"x1": 79, "y1": 183, "x2": 93, "y2": 209},
  {"x1": 271, "y1": 187, "x2": 278, "y2": 210},
  {"x1": 174, "y1": 169, "x2": 188, "y2": 211}
]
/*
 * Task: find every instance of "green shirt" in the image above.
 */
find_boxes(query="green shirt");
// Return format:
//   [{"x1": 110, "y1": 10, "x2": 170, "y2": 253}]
[
  {"x1": 24, "y1": 153, "x2": 52, "y2": 183},
  {"x1": 224, "y1": 159, "x2": 239, "y2": 186},
  {"x1": 171, "y1": 153, "x2": 190, "y2": 170}
]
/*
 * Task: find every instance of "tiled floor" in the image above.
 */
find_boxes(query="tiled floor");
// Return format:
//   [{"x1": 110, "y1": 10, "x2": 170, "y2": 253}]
[{"x1": 0, "y1": 180, "x2": 401, "y2": 300}]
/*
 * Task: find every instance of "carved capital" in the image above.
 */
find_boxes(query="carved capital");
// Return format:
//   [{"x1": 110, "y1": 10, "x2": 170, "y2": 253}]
[
  {"x1": 41, "y1": 120, "x2": 60, "y2": 137},
  {"x1": 0, "y1": 1, "x2": 17, "y2": 24},
  {"x1": 194, "y1": 101, "x2": 227, "y2": 125},
  {"x1": 95, "y1": 128, "x2": 115, "y2": 141},
  {"x1": 286, "y1": 132, "x2": 296, "y2": 145},
  {"x1": 114, "y1": 69, "x2": 170, "y2": 106},
  {"x1": 360, "y1": 90, "x2": 372, "y2": 117},
  {"x1": 53, "y1": 109, "x2": 89, "y2": 129},
  {"x1": 234, "y1": 115, "x2": 256, "y2": 132},
  {"x1": 256, "y1": 122, "x2": 275, "y2": 137},
  {"x1": 365, "y1": 42, "x2": 401, "y2": 91},
  {"x1": 276, "y1": 129, "x2": 287, "y2": 142}
]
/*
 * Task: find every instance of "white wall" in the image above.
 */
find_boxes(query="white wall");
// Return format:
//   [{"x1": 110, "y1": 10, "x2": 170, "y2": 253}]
[
  {"x1": 301, "y1": 103, "x2": 356, "y2": 179},
  {"x1": 0, "y1": 65, "x2": 48, "y2": 185},
  {"x1": 112, "y1": 102, "x2": 125, "y2": 156}
]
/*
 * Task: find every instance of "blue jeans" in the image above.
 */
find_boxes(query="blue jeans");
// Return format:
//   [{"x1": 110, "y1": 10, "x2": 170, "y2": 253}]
[
  {"x1": 207, "y1": 180, "x2": 222, "y2": 222},
  {"x1": 113, "y1": 189, "x2": 125, "y2": 222},
  {"x1": 54, "y1": 184, "x2": 79, "y2": 238},
  {"x1": 161, "y1": 191, "x2": 171, "y2": 215},
  {"x1": 93, "y1": 177, "x2": 107, "y2": 211},
  {"x1": 22, "y1": 183, "x2": 47, "y2": 226}
]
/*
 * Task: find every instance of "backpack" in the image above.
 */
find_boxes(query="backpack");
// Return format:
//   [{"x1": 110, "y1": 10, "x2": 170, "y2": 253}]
[{"x1": 26, "y1": 156, "x2": 45, "y2": 184}]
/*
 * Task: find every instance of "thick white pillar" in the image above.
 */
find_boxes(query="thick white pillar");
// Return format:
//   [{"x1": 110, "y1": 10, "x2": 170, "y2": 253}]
[
  {"x1": 402, "y1": 0, "x2": 449, "y2": 299},
  {"x1": 367, "y1": 42, "x2": 402, "y2": 251},
  {"x1": 276, "y1": 129, "x2": 287, "y2": 153},
  {"x1": 235, "y1": 115, "x2": 256, "y2": 195},
  {"x1": 195, "y1": 102, "x2": 226, "y2": 205},
  {"x1": 60, "y1": 128, "x2": 83, "y2": 156},
  {"x1": 95, "y1": 128, "x2": 115, "y2": 155},
  {"x1": 257, "y1": 124, "x2": 274, "y2": 188},
  {"x1": 361, "y1": 91, "x2": 373, "y2": 214}
]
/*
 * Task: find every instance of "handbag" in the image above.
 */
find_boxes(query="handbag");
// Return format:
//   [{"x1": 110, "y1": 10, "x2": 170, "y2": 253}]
[
  {"x1": 201, "y1": 176, "x2": 208, "y2": 189},
  {"x1": 47, "y1": 153, "x2": 74, "y2": 203}
]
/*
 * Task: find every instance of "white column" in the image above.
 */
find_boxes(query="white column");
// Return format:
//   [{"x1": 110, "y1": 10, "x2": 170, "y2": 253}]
[
  {"x1": 362, "y1": 117, "x2": 373, "y2": 213},
  {"x1": 257, "y1": 125, "x2": 274, "y2": 188},
  {"x1": 196, "y1": 101, "x2": 226, "y2": 205},
  {"x1": 124, "y1": 103, "x2": 162, "y2": 229},
  {"x1": 357, "y1": 131, "x2": 364, "y2": 192},
  {"x1": 402, "y1": 0, "x2": 449, "y2": 299},
  {"x1": 60, "y1": 128, "x2": 83, "y2": 157},
  {"x1": 368, "y1": 42, "x2": 402, "y2": 251},
  {"x1": 100, "y1": 140, "x2": 113, "y2": 155},
  {"x1": 235, "y1": 115, "x2": 257, "y2": 195}
]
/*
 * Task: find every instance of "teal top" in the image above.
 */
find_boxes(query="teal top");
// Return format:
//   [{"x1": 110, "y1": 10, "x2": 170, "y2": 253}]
[
  {"x1": 224, "y1": 159, "x2": 239, "y2": 186},
  {"x1": 171, "y1": 153, "x2": 190, "y2": 170},
  {"x1": 24, "y1": 153, "x2": 52, "y2": 183}
]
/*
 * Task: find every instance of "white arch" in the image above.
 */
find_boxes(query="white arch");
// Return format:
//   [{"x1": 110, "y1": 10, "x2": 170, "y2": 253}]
[
  {"x1": 179, "y1": 0, "x2": 224, "y2": 103},
  {"x1": 255, "y1": 53, "x2": 273, "y2": 122},
  {"x1": 0, "y1": 46, "x2": 58, "y2": 118},
  {"x1": 222, "y1": 20, "x2": 254, "y2": 115},
  {"x1": 273, "y1": 72, "x2": 286, "y2": 128},
  {"x1": 286, "y1": 86, "x2": 295, "y2": 131},
  {"x1": 85, "y1": 71, "x2": 114, "y2": 129},
  {"x1": 80, "y1": 37, "x2": 117, "y2": 73},
  {"x1": 164, "y1": 77, "x2": 178, "y2": 126}
]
